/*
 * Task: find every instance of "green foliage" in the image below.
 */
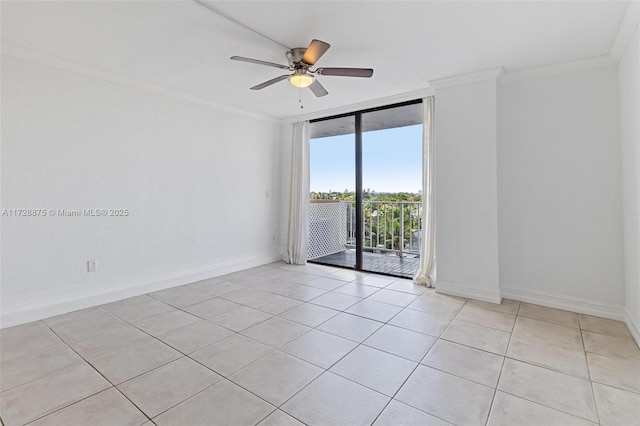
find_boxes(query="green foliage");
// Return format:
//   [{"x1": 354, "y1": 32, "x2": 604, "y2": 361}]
[
  {"x1": 310, "y1": 190, "x2": 421, "y2": 202},
  {"x1": 362, "y1": 201, "x2": 422, "y2": 251}
]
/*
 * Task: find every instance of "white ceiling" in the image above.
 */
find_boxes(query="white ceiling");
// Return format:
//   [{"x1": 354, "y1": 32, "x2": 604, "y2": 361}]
[{"x1": 1, "y1": 1, "x2": 630, "y2": 119}]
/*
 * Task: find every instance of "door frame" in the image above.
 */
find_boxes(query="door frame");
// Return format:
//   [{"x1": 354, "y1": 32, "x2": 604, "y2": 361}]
[{"x1": 309, "y1": 98, "x2": 423, "y2": 272}]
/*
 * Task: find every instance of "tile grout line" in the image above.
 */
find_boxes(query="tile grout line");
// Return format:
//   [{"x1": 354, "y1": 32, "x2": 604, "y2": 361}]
[
  {"x1": 50, "y1": 296, "x2": 289, "y2": 422},
  {"x1": 209, "y1": 274, "x2": 474, "y2": 425},
  {"x1": 581, "y1": 321, "x2": 603, "y2": 425},
  {"x1": 266, "y1": 282, "x2": 432, "y2": 423},
  {"x1": 122, "y1": 277, "x2": 312, "y2": 421},
  {"x1": 491, "y1": 304, "x2": 607, "y2": 425},
  {"x1": 0, "y1": 340, "x2": 81, "y2": 394},
  {"x1": 483, "y1": 300, "x2": 520, "y2": 425},
  {"x1": 160, "y1": 268, "x2": 385, "y2": 421},
  {"x1": 370, "y1": 295, "x2": 468, "y2": 425},
  {"x1": 20, "y1": 387, "x2": 140, "y2": 426},
  {"x1": 30, "y1": 322, "x2": 154, "y2": 424},
  {"x1": 146, "y1": 376, "x2": 275, "y2": 424},
  {"x1": 173, "y1": 305, "x2": 370, "y2": 423}
]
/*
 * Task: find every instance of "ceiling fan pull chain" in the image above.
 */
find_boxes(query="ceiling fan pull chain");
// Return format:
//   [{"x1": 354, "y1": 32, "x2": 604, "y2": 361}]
[{"x1": 299, "y1": 88, "x2": 304, "y2": 109}]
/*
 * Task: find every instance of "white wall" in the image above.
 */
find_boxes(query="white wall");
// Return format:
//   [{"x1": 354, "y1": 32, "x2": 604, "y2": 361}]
[
  {"x1": 434, "y1": 78, "x2": 501, "y2": 302},
  {"x1": 618, "y1": 23, "x2": 640, "y2": 341},
  {"x1": 1, "y1": 55, "x2": 283, "y2": 327},
  {"x1": 498, "y1": 65, "x2": 625, "y2": 317}
]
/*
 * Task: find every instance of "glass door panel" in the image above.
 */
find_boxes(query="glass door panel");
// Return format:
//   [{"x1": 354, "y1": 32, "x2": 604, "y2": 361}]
[
  {"x1": 361, "y1": 103, "x2": 423, "y2": 277},
  {"x1": 308, "y1": 116, "x2": 356, "y2": 269}
]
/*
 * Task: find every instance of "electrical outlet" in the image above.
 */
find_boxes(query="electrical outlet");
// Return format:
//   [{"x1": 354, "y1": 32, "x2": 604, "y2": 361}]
[{"x1": 87, "y1": 259, "x2": 97, "y2": 272}]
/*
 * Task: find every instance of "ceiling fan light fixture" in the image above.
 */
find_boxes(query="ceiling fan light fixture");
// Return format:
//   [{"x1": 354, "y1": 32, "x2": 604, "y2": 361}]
[{"x1": 289, "y1": 72, "x2": 314, "y2": 88}]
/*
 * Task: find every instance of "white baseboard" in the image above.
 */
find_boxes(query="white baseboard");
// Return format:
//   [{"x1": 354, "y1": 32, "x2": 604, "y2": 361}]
[
  {"x1": 0, "y1": 248, "x2": 283, "y2": 329},
  {"x1": 434, "y1": 282, "x2": 638, "y2": 347},
  {"x1": 625, "y1": 310, "x2": 640, "y2": 347},
  {"x1": 435, "y1": 280, "x2": 502, "y2": 304},
  {"x1": 501, "y1": 287, "x2": 627, "y2": 322}
]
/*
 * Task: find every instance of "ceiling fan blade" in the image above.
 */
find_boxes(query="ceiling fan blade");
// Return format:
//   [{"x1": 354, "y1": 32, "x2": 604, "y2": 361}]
[
  {"x1": 302, "y1": 39, "x2": 331, "y2": 65},
  {"x1": 231, "y1": 56, "x2": 290, "y2": 70},
  {"x1": 250, "y1": 75, "x2": 289, "y2": 90},
  {"x1": 309, "y1": 79, "x2": 328, "y2": 97},
  {"x1": 316, "y1": 67, "x2": 374, "y2": 78}
]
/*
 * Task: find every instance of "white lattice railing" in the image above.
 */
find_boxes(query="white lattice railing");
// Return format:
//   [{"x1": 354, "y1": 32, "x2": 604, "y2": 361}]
[{"x1": 308, "y1": 201, "x2": 348, "y2": 260}]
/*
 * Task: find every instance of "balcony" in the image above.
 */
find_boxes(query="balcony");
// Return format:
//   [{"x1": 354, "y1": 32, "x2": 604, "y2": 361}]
[{"x1": 308, "y1": 200, "x2": 422, "y2": 278}]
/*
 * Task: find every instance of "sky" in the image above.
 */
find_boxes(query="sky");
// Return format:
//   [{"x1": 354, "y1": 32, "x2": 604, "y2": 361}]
[{"x1": 310, "y1": 124, "x2": 422, "y2": 193}]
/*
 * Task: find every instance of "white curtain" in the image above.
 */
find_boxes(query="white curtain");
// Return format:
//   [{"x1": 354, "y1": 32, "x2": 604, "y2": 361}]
[
  {"x1": 414, "y1": 96, "x2": 436, "y2": 287},
  {"x1": 286, "y1": 121, "x2": 311, "y2": 265}
]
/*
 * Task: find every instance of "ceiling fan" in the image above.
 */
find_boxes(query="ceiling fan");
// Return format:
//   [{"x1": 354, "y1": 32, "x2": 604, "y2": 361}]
[{"x1": 230, "y1": 39, "x2": 373, "y2": 97}]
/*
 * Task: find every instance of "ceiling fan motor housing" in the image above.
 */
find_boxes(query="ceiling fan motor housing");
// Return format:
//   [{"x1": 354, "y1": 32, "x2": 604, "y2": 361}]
[{"x1": 287, "y1": 48, "x2": 309, "y2": 69}]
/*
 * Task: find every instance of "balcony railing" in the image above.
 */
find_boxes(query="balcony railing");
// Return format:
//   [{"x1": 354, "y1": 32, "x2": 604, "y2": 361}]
[
  {"x1": 346, "y1": 200, "x2": 422, "y2": 257},
  {"x1": 308, "y1": 200, "x2": 422, "y2": 260}
]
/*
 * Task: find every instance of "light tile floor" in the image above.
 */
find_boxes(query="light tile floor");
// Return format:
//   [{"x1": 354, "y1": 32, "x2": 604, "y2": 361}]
[{"x1": 1, "y1": 262, "x2": 639, "y2": 426}]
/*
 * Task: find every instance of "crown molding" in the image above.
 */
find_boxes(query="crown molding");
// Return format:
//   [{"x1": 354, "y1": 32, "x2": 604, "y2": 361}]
[
  {"x1": 1, "y1": 42, "x2": 279, "y2": 124},
  {"x1": 284, "y1": 67, "x2": 504, "y2": 124},
  {"x1": 499, "y1": 55, "x2": 615, "y2": 84},
  {"x1": 429, "y1": 67, "x2": 504, "y2": 90},
  {"x1": 281, "y1": 86, "x2": 434, "y2": 124},
  {"x1": 610, "y1": 0, "x2": 640, "y2": 63}
]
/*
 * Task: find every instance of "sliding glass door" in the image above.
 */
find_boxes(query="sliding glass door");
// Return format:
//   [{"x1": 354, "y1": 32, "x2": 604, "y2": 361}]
[{"x1": 308, "y1": 100, "x2": 423, "y2": 278}]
